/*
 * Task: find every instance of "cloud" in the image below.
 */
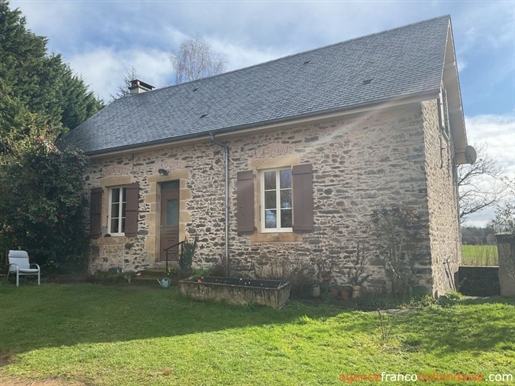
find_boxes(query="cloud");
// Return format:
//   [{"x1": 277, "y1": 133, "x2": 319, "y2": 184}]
[
  {"x1": 465, "y1": 114, "x2": 515, "y2": 172},
  {"x1": 457, "y1": 59, "x2": 468, "y2": 72},
  {"x1": 462, "y1": 113, "x2": 515, "y2": 226},
  {"x1": 68, "y1": 48, "x2": 173, "y2": 102}
]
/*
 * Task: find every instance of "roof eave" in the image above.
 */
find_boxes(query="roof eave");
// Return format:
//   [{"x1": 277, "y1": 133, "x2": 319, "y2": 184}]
[
  {"x1": 87, "y1": 89, "x2": 440, "y2": 159},
  {"x1": 442, "y1": 21, "x2": 468, "y2": 164}
]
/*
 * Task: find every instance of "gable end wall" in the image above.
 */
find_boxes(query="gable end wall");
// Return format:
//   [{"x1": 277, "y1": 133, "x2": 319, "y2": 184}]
[{"x1": 422, "y1": 99, "x2": 462, "y2": 296}]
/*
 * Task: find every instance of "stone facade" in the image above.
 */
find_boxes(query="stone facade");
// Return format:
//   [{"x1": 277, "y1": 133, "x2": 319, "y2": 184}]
[
  {"x1": 85, "y1": 99, "x2": 462, "y2": 295},
  {"x1": 422, "y1": 100, "x2": 462, "y2": 295}
]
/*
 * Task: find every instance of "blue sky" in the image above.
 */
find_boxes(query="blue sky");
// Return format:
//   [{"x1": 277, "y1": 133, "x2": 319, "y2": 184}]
[{"x1": 10, "y1": 0, "x2": 515, "y2": 225}]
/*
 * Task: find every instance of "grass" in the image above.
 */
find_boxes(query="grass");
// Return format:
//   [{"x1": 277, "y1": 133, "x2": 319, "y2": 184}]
[
  {"x1": 462, "y1": 245, "x2": 498, "y2": 266},
  {"x1": 1, "y1": 283, "x2": 514, "y2": 385}
]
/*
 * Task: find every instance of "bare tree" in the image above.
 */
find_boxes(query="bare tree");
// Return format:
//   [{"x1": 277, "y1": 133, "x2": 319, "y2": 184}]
[
  {"x1": 110, "y1": 66, "x2": 139, "y2": 101},
  {"x1": 171, "y1": 34, "x2": 227, "y2": 85},
  {"x1": 458, "y1": 142, "x2": 514, "y2": 221}
]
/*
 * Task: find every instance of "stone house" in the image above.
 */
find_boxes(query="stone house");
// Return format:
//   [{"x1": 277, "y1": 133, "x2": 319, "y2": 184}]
[{"x1": 65, "y1": 15, "x2": 473, "y2": 295}]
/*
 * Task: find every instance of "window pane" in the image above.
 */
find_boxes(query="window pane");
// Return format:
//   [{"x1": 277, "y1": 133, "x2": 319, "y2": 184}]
[
  {"x1": 111, "y1": 218, "x2": 118, "y2": 233},
  {"x1": 121, "y1": 202, "x2": 126, "y2": 218},
  {"x1": 264, "y1": 171, "x2": 276, "y2": 190},
  {"x1": 162, "y1": 181, "x2": 180, "y2": 190},
  {"x1": 112, "y1": 188, "x2": 120, "y2": 203},
  {"x1": 281, "y1": 209, "x2": 292, "y2": 228},
  {"x1": 111, "y1": 203, "x2": 120, "y2": 218},
  {"x1": 167, "y1": 199, "x2": 179, "y2": 226},
  {"x1": 280, "y1": 190, "x2": 292, "y2": 208},
  {"x1": 264, "y1": 191, "x2": 277, "y2": 209},
  {"x1": 121, "y1": 218, "x2": 126, "y2": 233},
  {"x1": 280, "y1": 169, "x2": 292, "y2": 188},
  {"x1": 265, "y1": 210, "x2": 277, "y2": 228},
  {"x1": 121, "y1": 187, "x2": 126, "y2": 203}
]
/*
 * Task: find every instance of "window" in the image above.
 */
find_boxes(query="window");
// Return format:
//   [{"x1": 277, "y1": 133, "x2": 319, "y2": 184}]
[
  {"x1": 90, "y1": 183, "x2": 139, "y2": 238},
  {"x1": 109, "y1": 187, "x2": 126, "y2": 235},
  {"x1": 262, "y1": 168, "x2": 293, "y2": 231},
  {"x1": 236, "y1": 165, "x2": 313, "y2": 234},
  {"x1": 438, "y1": 86, "x2": 450, "y2": 137}
]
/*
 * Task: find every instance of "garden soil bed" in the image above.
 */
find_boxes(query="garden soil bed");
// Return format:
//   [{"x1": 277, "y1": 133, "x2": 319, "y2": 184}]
[{"x1": 179, "y1": 276, "x2": 291, "y2": 309}]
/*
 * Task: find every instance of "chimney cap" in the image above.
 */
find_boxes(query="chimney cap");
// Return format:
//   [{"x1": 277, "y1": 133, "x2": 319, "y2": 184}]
[{"x1": 129, "y1": 79, "x2": 155, "y2": 94}]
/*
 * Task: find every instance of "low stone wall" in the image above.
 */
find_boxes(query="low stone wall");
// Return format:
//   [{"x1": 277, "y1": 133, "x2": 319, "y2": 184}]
[
  {"x1": 496, "y1": 234, "x2": 515, "y2": 296},
  {"x1": 456, "y1": 266, "x2": 500, "y2": 296}
]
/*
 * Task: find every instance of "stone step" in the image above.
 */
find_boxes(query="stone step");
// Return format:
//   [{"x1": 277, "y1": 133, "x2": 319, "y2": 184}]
[
  {"x1": 130, "y1": 275, "x2": 179, "y2": 287},
  {"x1": 139, "y1": 268, "x2": 166, "y2": 275},
  {"x1": 131, "y1": 275, "x2": 164, "y2": 283}
]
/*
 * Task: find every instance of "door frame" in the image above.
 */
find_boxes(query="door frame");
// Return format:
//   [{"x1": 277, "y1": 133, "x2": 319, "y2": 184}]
[
  {"x1": 159, "y1": 180, "x2": 181, "y2": 262},
  {"x1": 146, "y1": 169, "x2": 190, "y2": 264}
]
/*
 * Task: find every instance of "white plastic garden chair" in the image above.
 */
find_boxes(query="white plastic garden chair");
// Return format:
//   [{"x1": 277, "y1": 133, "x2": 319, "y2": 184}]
[{"x1": 7, "y1": 250, "x2": 41, "y2": 286}]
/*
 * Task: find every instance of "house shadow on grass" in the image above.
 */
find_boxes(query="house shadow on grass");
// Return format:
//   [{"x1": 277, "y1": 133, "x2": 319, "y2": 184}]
[
  {"x1": 1, "y1": 284, "x2": 514, "y2": 364},
  {"x1": 0, "y1": 283, "x2": 349, "y2": 361}
]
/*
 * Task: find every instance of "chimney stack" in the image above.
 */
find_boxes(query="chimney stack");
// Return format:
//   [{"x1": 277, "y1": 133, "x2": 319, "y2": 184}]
[{"x1": 129, "y1": 79, "x2": 155, "y2": 95}]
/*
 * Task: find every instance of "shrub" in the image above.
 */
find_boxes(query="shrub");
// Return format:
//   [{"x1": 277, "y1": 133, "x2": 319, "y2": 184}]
[
  {"x1": 371, "y1": 205, "x2": 423, "y2": 297},
  {"x1": 180, "y1": 236, "x2": 197, "y2": 272},
  {"x1": 0, "y1": 137, "x2": 90, "y2": 273}
]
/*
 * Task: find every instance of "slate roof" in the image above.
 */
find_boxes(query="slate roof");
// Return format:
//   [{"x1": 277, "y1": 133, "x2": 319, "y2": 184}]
[{"x1": 65, "y1": 16, "x2": 451, "y2": 155}]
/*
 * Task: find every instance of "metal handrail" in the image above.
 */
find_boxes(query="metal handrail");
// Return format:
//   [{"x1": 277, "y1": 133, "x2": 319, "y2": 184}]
[{"x1": 164, "y1": 241, "x2": 184, "y2": 274}]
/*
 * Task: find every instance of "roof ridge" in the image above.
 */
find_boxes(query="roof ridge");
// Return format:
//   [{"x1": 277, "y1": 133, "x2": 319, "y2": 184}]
[
  {"x1": 68, "y1": 15, "x2": 453, "y2": 155},
  {"x1": 137, "y1": 14, "x2": 451, "y2": 97}
]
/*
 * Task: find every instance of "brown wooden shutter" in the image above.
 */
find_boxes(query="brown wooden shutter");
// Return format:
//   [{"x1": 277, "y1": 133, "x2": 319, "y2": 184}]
[
  {"x1": 292, "y1": 164, "x2": 314, "y2": 232},
  {"x1": 237, "y1": 171, "x2": 255, "y2": 233},
  {"x1": 124, "y1": 182, "x2": 139, "y2": 237},
  {"x1": 90, "y1": 187, "x2": 103, "y2": 238}
]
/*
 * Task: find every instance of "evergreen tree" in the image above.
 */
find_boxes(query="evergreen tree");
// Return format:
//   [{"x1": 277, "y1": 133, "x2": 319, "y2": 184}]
[
  {"x1": 0, "y1": 1, "x2": 103, "y2": 159},
  {"x1": 0, "y1": 1, "x2": 101, "y2": 272}
]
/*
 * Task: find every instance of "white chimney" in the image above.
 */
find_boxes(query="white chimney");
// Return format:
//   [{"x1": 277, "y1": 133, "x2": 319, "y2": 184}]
[{"x1": 129, "y1": 79, "x2": 155, "y2": 95}]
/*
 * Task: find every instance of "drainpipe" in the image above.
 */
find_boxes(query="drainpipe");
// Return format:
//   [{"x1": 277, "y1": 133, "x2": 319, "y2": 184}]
[{"x1": 210, "y1": 133, "x2": 230, "y2": 276}]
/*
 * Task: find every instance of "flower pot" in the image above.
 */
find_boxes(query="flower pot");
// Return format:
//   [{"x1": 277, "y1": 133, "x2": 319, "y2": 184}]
[
  {"x1": 312, "y1": 285, "x2": 321, "y2": 298},
  {"x1": 330, "y1": 287, "x2": 339, "y2": 298},
  {"x1": 340, "y1": 289, "x2": 350, "y2": 299},
  {"x1": 352, "y1": 285, "x2": 361, "y2": 298}
]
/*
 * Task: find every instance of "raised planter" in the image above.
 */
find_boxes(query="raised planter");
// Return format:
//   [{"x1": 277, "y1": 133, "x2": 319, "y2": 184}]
[{"x1": 178, "y1": 276, "x2": 291, "y2": 309}]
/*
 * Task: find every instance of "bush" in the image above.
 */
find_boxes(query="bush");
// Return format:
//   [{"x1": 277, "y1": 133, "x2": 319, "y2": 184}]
[
  {"x1": 0, "y1": 137, "x2": 90, "y2": 273},
  {"x1": 180, "y1": 236, "x2": 197, "y2": 273},
  {"x1": 371, "y1": 205, "x2": 423, "y2": 297}
]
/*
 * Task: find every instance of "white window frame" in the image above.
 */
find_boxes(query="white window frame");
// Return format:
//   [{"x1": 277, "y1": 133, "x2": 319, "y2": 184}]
[
  {"x1": 108, "y1": 186, "x2": 126, "y2": 236},
  {"x1": 438, "y1": 86, "x2": 450, "y2": 139},
  {"x1": 260, "y1": 168, "x2": 293, "y2": 233}
]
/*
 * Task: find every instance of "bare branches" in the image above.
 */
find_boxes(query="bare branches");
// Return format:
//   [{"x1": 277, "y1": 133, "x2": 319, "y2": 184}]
[
  {"x1": 111, "y1": 66, "x2": 139, "y2": 101},
  {"x1": 458, "y1": 142, "x2": 513, "y2": 221},
  {"x1": 171, "y1": 34, "x2": 227, "y2": 85}
]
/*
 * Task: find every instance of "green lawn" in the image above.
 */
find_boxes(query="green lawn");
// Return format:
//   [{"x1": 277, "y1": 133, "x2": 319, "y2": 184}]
[
  {"x1": 1, "y1": 284, "x2": 514, "y2": 385},
  {"x1": 462, "y1": 245, "x2": 499, "y2": 266}
]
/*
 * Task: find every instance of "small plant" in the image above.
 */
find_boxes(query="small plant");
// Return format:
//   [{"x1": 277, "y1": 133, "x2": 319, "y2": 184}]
[
  {"x1": 377, "y1": 310, "x2": 394, "y2": 345},
  {"x1": 210, "y1": 261, "x2": 228, "y2": 277},
  {"x1": 437, "y1": 291, "x2": 463, "y2": 307},
  {"x1": 180, "y1": 236, "x2": 197, "y2": 272},
  {"x1": 288, "y1": 263, "x2": 317, "y2": 299},
  {"x1": 167, "y1": 265, "x2": 180, "y2": 277},
  {"x1": 344, "y1": 241, "x2": 372, "y2": 288},
  {"x1": 329, "y1": 284, "x2": 340, "y2": 298},
  {"x1": 191, "y1": 268, "x2": 211, "y2": 277}
]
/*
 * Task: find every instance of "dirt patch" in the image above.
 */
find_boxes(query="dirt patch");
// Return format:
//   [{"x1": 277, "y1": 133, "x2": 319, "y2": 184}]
[
  {"x1": 0, "y1": 376, "x2": 84, "y2": 386},
  {"x1": 0, "y1": 354, "x2": 13, "y2": 368}
]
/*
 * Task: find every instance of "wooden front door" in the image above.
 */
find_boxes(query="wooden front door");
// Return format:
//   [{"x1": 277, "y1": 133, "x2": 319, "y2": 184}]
[{"x1": 160, "y1": 181, "x2": 180, "y2": 261}]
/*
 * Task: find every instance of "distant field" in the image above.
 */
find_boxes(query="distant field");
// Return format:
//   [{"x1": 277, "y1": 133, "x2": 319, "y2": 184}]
[{"x1": 462, "y1": 245, "x2": 498, "y2": 266}]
